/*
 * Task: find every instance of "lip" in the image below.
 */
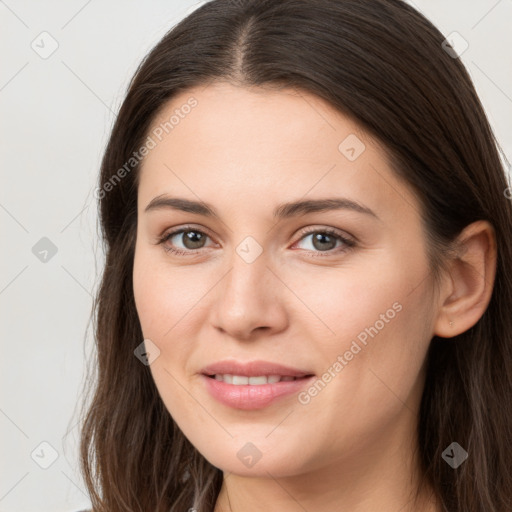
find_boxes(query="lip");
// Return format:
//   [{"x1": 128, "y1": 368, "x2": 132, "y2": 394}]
[
  {"x1": 201, "y1": 374, "x2": 316, "y2": 410},
  {"x1": 200, "y1": 359, "x2": 313, "y2": 378}
]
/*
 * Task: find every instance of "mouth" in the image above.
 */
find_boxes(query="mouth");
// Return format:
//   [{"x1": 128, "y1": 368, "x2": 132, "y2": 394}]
[
  {"x1": 201, "y1": 373, "x2": 316, "y2": 410},
  {"x1": 204, "y1": 374, "x2": 314, "y2": 385}
]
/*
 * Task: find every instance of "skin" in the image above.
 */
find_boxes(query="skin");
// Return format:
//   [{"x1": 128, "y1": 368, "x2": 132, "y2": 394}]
[{"x1": 132, "y1": 82, "x2": 496, "y2": 512}]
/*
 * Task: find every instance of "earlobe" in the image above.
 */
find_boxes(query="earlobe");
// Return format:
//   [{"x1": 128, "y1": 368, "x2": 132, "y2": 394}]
[{"x1": 433, "y1": 220, "x2": 497, "y2": 338}]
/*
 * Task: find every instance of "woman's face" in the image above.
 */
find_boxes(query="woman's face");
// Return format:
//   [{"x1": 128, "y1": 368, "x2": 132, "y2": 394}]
[{"x1": 133, "y1": 82, "x2": 440, "y2": 477}]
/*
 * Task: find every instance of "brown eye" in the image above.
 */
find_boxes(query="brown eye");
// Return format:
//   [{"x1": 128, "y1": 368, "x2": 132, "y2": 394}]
[
  {"x1": 294, "y1": 228, "x2": 355, "y2": 255},
  {"x1": 176, "y1": 230, "x2": 208, "y2": 250},
  {"x1": 158, "y1": 227, "x2": 213, "y2": 255},
  {"x1": 310, "y1": 232, "x2": 338, "y2": 251}
]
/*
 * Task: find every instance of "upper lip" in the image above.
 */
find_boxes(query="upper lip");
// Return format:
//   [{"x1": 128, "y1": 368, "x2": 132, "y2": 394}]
[{"x1": 201, "y1": 359, "x2": 314, "y2": 378}]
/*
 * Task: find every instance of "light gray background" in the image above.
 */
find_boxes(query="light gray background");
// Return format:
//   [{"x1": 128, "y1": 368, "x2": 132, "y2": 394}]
[{"x1": 1, "y1": 1, "x2": 511, "y2": 511}]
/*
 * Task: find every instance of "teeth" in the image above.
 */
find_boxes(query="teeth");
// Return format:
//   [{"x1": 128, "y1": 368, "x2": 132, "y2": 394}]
[
  {"x1": 212, "y1": 374, "x2": 299, "y2": 385},
  {"x1": 233, "y1": 375, "x2": 249, "y2": 385}
]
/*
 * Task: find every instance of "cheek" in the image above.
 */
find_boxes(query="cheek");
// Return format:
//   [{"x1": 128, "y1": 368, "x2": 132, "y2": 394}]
[
  {"x1": 133, "y1": 251, "x2": 207, "y2": 426},
  {"x1": 132, "y1": 248, "x2": 216, "y2": 406},
  {"x1": 296, "y1": 247, "x2": 433, "y2": 405},
  {"x1": 133, "y1": 247, "x2": 208, "y2": 339},
  {"x1": 291, "y1": 268, "x2": 432, "y2": 465},
  {"x1": 283, "y1": 253, "x2": 425, "y2": 354}
]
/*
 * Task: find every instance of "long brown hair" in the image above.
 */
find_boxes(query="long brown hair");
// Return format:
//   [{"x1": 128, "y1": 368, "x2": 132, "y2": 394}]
[{"x1": 77, "y1": 1, "x2": 512, "y2": 510}]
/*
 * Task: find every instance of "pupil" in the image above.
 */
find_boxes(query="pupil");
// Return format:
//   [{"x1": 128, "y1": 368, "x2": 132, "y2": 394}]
[
  {"x1": 313, "y1": 233, "x2": 335, "y2": 251},
  {"x1": 184, "y1": 230, "x2": 204, "y2": 249}
]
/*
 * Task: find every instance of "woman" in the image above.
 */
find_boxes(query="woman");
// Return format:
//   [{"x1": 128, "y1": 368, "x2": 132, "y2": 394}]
[{"x1": 78, "y1": 0, "x2": 512, "y2": 511}]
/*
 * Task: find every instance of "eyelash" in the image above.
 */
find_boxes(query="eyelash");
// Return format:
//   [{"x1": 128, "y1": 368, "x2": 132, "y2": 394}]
[{"x1": 156, "y1": 224, "x2": 356, "y2": 258}]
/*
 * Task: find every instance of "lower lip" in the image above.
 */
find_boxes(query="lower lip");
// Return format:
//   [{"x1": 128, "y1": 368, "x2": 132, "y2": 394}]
[{"x1": 201, "y1": 374, "x2": 315, "y2": 410}]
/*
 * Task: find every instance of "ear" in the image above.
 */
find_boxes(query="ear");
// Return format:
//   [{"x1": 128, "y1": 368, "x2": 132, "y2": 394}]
[{"x1": 433, "y1": 220, "x2": 497, "y2": 338}]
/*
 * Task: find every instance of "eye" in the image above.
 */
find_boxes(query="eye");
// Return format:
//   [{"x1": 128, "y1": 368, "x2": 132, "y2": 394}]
[
  {"x1": 156, "y1": 225, "x2": 356, "y2": 257},
  {"x1": 293, "y1": 227, "x2": 356, "y2": 256},
  {"x1": 156, "y1": 226, "x2": 214, "y2": 256}
]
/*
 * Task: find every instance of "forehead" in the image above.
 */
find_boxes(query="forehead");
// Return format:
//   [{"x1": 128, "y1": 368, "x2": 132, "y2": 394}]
[
  {"x1": 137, "y1": 82, "x2": 419, "y2": 225},
  {"x1": 144, "y1": 82, "x2": 367, "y2": 164}
]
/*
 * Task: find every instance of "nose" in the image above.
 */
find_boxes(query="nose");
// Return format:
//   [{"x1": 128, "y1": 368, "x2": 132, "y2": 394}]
[{"x1": 210, "y1": 250, "x2": 289, "y2": 341}]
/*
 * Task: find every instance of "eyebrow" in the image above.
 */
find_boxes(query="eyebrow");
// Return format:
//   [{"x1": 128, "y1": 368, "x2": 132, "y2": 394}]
[{"x1": 144, "y1": 195, "x2": 379, "y2": 220}]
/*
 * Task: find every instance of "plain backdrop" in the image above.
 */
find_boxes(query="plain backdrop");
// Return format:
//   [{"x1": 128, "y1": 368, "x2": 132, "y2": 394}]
[{"x1": 1, "y1": 1, "x2": 511, "y2": 511}]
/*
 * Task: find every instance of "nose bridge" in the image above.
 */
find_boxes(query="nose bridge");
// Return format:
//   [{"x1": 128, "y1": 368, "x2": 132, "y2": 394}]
[
  {"x1": 211, "y1": 236, "x2": 287, "y2": 338},
  {"x1": 222, "y1": 238, "x2": 270, "y2": 304}
]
